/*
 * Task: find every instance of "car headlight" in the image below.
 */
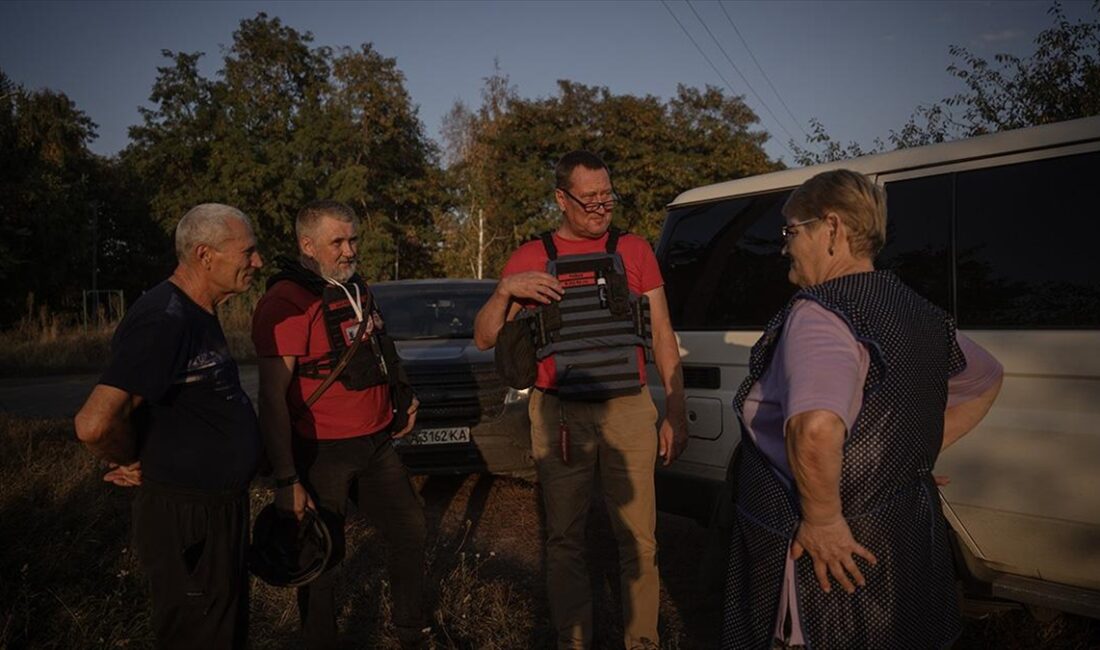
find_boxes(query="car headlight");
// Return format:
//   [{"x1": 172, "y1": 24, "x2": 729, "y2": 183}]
[{"x1": 504, "y1": 387, "x2": 531, "y2": 404}]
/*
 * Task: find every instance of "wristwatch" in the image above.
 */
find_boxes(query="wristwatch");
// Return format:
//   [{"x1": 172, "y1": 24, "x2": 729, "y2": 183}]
[{"x1": 274, "y1": 474, "x2": 300, "y2": 489}]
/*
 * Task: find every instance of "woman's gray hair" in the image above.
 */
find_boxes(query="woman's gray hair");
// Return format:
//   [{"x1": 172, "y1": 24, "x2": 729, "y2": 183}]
[
  {"x1": 784, "y1": 169, "x2": 887, "y2": 258},
  {"x1": 174, "y1": 203, "x2": 252, "y2": 262}
]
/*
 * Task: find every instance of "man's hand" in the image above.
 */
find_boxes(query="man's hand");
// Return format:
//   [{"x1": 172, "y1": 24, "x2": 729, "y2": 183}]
[
  {"x1": 103, "y1": 461, "x2": 142, "y2": 487},
  {"x1": 791, "y1": 516, "x2": 878, "y2": 594},
  {"x1": 393, "y1": 396, "x2": 420, "y2": 439},
  {"x1": 658, "y1": 412, "x2": 689, "y2": 466},
  {"x1": 498, "y1": 271, "x2": 563, "y2": 304},
  {"x1": 275, "y1": 482, "x2": 315, "y2": 521}
]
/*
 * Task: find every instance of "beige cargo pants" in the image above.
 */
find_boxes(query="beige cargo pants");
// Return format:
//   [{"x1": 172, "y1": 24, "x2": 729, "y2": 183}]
[{"x1": 529, "y1": 388, "x2": 661, "y2": 650}]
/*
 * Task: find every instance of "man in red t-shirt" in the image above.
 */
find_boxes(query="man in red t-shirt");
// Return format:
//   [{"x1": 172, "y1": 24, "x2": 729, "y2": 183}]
[
  {"x1": 252, "y1": 200, "x2": 428, "y2": 649},
  {"x1": 474, "y1": 151, "x2": 689, "y2": 649}
]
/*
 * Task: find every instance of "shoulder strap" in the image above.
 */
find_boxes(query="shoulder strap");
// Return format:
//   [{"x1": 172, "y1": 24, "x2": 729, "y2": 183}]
[
  {"x1": 605, "y1": 227, "x2": 623, "y2": 254},
  {"x1": 267, "y1": 255, "x2": 326, "y2": 294},
  {"x1": 540, "y1": 231, "x2": 558, "y2": 261},
  {"x1": 304, "y1": 314, "x2": 368, "y2": 407}
]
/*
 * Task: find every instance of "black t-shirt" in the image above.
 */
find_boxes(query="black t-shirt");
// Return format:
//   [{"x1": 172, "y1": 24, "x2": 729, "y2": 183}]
[{"x1": 100, "y1": 280, "x2": 260, "y2": 490}]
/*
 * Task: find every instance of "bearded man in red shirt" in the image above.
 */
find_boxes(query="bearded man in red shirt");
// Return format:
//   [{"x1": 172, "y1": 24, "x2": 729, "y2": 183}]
[{"x1": 252, "y1": 200, "x2": 428, "y2": 649}]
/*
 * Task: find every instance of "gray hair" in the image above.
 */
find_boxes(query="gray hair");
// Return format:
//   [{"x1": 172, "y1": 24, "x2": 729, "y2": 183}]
[
  {"x1": 174, "y1": 203, "x2": 252, "y2": 262},
  {"x1": 296, "y1": 199, "x2": 358, "y2": 241},
  {"x1": 783, "y1": 169, "x2": 887, "y2": 258}
]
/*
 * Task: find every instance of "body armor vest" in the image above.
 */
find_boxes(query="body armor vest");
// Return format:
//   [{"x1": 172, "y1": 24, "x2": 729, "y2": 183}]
[
  {"x1": 266, "y1": 257, "x2": 393, "y2": 392},
  {"x1": 523, "y1": 229, "x2": 652, "y2": 400}
]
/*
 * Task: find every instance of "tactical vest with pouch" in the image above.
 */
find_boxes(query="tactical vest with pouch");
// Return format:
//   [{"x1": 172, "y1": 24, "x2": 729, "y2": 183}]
[
  {"x1": 524, "y1": 229, "x2": 652, "y2": 400},
  {"x1": 266, "y1": 257, "x2": 397, "y2": 393}
]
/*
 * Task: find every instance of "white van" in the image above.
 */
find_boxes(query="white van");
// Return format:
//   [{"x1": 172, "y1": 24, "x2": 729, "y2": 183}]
[{"x1": 648, "y1": 115, "x2": 1100, "y2": 617}]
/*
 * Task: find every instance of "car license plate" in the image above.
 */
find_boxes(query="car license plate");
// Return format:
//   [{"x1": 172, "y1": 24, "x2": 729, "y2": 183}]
[{"x1": 400, "y1": 427, "x2": 471, "y2": 446}]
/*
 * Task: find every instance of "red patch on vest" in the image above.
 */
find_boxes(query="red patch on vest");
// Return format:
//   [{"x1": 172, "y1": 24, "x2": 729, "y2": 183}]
[{"x1": 560, "y1": 271, "x2": 596, "y2": 288}]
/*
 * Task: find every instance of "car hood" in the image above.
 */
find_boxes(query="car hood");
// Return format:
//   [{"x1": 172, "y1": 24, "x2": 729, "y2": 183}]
[{"x1": 393, "y1": 338, "x2": 493, "y2": 364}]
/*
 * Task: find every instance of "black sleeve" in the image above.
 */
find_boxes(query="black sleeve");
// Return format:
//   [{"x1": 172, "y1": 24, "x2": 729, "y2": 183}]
[{"x1": 100, "y1": 309, "x2": 187, "y2": 403}]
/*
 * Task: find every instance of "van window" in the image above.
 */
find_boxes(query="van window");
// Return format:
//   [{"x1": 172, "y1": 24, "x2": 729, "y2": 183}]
[
  {"x1": 880, "y1": 173, "x2": 953, "y2": 313},
  {"x1": 658, "y1": 190, "x2": 793, "y2": 330},
  {"x1": 955, "y1": 151, "x2": 1100, "y2": 328}
]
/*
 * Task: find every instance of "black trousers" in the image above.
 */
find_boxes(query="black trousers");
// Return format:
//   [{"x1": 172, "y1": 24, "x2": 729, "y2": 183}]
[
  {"x1": 131, "y1": 481, "x2": 250, "y2": 650},
  {"x1": 293, "y1": 431, "x2": 428, "y2": 649}
]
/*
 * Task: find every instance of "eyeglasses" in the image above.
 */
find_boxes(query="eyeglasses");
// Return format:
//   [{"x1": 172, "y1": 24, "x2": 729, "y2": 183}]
[
  {"x1": 558, "y1": 187, "x2": 618, "y2": 213},
  {"x1": 781, "y1": 217, "x2": 821, "y2": 240}
]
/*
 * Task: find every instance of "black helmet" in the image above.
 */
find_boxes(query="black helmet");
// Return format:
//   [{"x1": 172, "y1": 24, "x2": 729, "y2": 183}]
[{"x1": 249, "y1": 504, "x2": 332, "y2": 588}]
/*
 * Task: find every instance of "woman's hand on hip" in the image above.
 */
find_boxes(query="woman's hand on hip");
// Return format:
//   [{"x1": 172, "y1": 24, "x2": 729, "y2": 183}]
[{"x1": 792, "y1": 516, "x2": 878, "y2": 594}]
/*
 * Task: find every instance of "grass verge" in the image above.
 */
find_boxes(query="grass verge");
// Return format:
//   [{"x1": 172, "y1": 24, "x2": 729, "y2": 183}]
[
  {"x1": 0, "y1": 297, "x2": 258, "y2": 377},
  {"x1": 1, "y1": 414, "x2": 1095, "y2": 648}
]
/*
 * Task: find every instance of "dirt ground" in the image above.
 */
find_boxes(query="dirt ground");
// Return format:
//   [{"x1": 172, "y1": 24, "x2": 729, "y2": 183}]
[
  {"x1": 410, "y1": 473, "x2": 720, "y2": 649},
  {"x1": 2, "y1": 414, "x2": 1096, "y2": 649},
  {"x1": 368, "y1": 473, "x2": 1097, "y2": 650}
]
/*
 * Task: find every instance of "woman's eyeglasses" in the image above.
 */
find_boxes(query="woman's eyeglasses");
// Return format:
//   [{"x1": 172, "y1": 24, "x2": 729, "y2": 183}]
[{"x1": 781, "y1": 217, "x2": 821, "y2": 240}]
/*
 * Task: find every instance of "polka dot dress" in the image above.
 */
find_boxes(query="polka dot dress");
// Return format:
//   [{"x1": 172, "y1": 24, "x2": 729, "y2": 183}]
[{"x1": 721, "y1": 271, "x2": 966, "y2": 650}]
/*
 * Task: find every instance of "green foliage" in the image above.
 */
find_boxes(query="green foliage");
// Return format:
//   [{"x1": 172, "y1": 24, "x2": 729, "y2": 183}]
[
  {"x1": 791, "y1": 1, "x2": 1100, "y2": 166},
  {"x1": 124, "y1": 13, "x2": 445, "y2": 280},
  {"x1": 0, "y1": 69, "x2": 168, "y2": 327},
  {"x1": 944, "y1": 0, "x2": 1100, "y2": 134},
  {"x1": 438, "y1": 72, "x2": 780, "y2": 279}
]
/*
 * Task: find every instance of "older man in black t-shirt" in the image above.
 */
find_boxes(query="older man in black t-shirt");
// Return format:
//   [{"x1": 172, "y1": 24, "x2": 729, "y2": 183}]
[{"x1": 76, "y1": 203, "x2": 263, "y2": 649}]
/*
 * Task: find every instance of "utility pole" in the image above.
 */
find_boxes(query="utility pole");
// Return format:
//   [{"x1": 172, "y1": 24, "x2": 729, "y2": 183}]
[
  {"x1": 91, "y1": 200, "x2": 99, "y2": 295},
  {"x1": 393, "y1": 210, "x2": 400, "y2": 280},
  {"x1": 477, "y1": 208, "x2": 484, "y2": 279}
]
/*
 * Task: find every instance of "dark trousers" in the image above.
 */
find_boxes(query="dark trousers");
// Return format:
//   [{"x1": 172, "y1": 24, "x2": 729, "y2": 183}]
[
  {"x1": 131, "y1": 481, "x2": 250, "y2": 650},
  {"x1": 293, "y1": 431, "x2": 428, "y2": 649}
]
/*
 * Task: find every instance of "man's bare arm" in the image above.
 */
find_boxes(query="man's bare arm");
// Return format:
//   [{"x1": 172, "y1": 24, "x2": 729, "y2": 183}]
[
  {"x1": 645, "y1": 287, "x2": 688, "y2": 464},
  {"x1": 74, "y1": 384, "x2": 142, "y2": 465},
  {"x1": 258, "y1": 355, "x2": 314, "y2": 518},
  {"x1": 473, "y1": 271, "x2": 563, "y2": 350}
]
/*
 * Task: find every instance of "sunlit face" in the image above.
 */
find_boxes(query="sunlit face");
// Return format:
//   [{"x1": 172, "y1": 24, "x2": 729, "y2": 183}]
[
  {"x1": 208, "y1": 218, "x2": 262, "y2": 295},
  {"x1": 301, "y1": 215, "x2": 359, "y2": 282},
  {"x1": 781, "y1": 211, "x2": 830, "y2": 288},
  {"x1": 556, "y1": 166, "x2": 614, "y2": 240}
]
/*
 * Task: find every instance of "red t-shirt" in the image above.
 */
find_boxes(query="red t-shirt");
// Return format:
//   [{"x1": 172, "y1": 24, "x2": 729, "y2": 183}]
[
  {"x1": 501, "y1": 231, "x2": 664, "y2": 390},
  {"x1": 251, "y1": 279, "x2": 393, "y2": 440}
]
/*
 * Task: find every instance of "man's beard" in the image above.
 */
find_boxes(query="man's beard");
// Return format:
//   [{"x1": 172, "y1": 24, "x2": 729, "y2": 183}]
[
  {"x1": 325, "y1": 259, "x2": 357, "y2": 282},
  {"x1": 301, "y1": 256, "x2": 356, "y2": 282}
]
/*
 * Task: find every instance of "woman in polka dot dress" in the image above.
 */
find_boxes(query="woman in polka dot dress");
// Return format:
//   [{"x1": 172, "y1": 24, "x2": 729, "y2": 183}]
[{"x1": 720, "y1": 170, "x2": 1003, "y2": 649}]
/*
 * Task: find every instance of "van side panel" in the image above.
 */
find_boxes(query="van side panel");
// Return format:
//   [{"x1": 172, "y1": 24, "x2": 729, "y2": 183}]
[{"x1": 938, "y1": 330, "x2": 1100, "y2": 591}]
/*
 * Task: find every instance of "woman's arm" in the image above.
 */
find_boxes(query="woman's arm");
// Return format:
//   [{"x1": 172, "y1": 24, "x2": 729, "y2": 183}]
[
  {"x1": 942, "y1": 333, "x2": 1004, "y2": 450},
  {"x1": 787, "y1": 410, "x2": 878, "y2": 594}
]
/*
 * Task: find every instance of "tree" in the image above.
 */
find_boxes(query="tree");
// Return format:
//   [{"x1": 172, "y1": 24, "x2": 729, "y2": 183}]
[
  {"x1": 945, "y1": 0, "x2": 1100, "y2": 134},
  {"x1": 437, "y1": 64, "x2": 517, "y2": 278},
  {"x1": 0, "y1": 70, "x2": 168, "y2": 326},
  {"x1": 791, "y1": 1, "x2": 1100, "y2": 165},
  {"x1": 125, "y1": 13, "x2": 444, "y2": 280},
  {"x1": 439, "y1": 74, "x2": 780, "y2": 278}
]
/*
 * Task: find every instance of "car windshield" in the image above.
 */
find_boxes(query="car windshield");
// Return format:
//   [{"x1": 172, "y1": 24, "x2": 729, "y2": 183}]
[{"x1": 370, "y1": 283, "x2": 494, "y2": 340}]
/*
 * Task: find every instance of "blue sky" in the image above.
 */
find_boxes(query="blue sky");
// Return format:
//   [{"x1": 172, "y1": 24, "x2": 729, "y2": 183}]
[{"x1": 1, "y1": 1, "x2": 1090, "y2": 165}]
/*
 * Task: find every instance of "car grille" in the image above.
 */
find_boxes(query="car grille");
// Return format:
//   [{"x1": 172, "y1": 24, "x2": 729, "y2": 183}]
[{"x1": 404, "y1": 362, "x2": 508, "y2": 425}]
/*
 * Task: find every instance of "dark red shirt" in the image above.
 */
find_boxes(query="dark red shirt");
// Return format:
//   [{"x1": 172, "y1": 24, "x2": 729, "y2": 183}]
[
  {"x1": 501, "y1": 231, "x2": 664, "y2": 390},
  {"x1": 252, "y1": 279, "x2": 393, "y2": 439}
]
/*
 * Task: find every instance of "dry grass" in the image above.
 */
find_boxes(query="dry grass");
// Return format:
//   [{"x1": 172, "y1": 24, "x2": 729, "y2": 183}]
[
  {"x1": 0, "y1": 295, "x2": 259, "y2": 377},
  {"x1": 0, "y1": 416, "x2": 555, "y2": 649},
  {"x1": 0, "y1": 306, "x2": 115, "y2": 377},
  {"x1": 1, "y1": 414, "x2": 1096, "y2": 649}
]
